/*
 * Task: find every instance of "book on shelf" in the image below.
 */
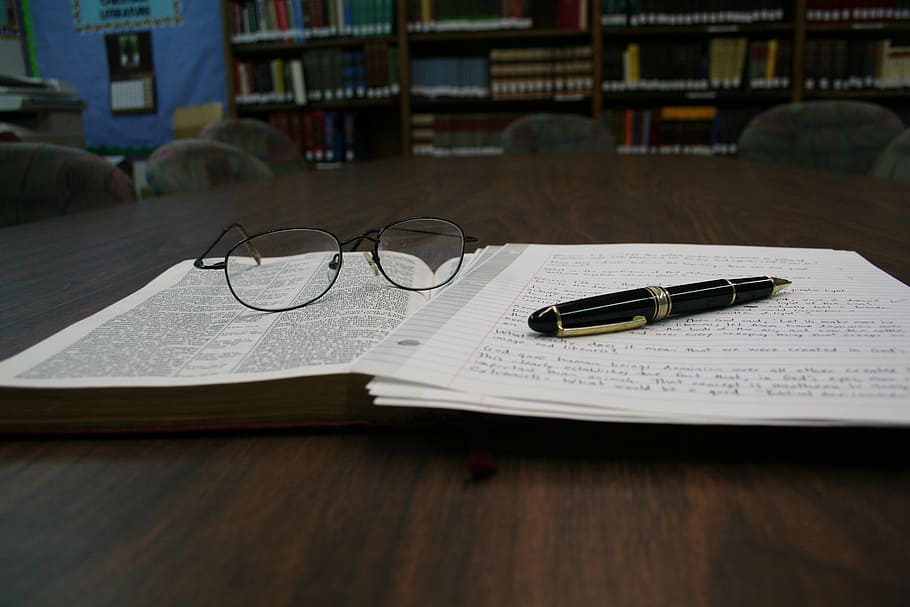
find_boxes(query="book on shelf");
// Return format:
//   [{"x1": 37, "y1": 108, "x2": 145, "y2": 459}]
[
  {"x1": 3, "y1": 243, "x2": 909, "y2": 432},
  {"x1": 289, "y1": 58, "x2": 308, "y2": 103},
  {"x1": 708, "y1": 37, "x2": 748, "y2": 89}
]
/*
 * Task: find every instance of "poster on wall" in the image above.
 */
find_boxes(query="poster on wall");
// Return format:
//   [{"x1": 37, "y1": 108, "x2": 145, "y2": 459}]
[
  {"x1": 73, "y1": 0, "x2": 182, "y2": 33},
  {"x1": 105, "y1": 31, "x2": 156, "y2": 113}
]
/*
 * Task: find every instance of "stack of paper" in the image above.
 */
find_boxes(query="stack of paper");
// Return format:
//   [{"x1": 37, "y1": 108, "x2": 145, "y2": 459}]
[{"x1": 353, "y1": 243, "x2": 910, "y2": 426}]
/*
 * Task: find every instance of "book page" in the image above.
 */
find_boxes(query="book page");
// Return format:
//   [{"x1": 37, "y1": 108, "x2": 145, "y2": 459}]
[
  {"x1": 355, "y1": 244, "x2": 910, "y2": 425},
  {"x1": 0, "y1": 253, "x2": 434, "y2": 388}
]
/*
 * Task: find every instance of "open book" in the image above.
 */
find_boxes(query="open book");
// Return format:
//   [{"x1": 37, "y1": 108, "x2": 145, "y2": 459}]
[
  {"x1": 2, "y1": 243, "x2": 909, "y2": 432},
  {"x1": 0, "y1": 250, "x2": 495, "y2": 432}
]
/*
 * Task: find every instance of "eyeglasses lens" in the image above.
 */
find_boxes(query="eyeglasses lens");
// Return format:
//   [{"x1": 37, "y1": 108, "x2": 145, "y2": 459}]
[
  {"x1": 226, "y1": 229, "x2": 341, "y2": 311},
  {"x1": 377, "y1": 218, "x2": 464, "y2": 290}
]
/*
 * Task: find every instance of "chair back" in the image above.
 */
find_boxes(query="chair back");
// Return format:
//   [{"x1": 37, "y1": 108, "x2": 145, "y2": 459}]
[
  {"x1": 737, "y1": 100, "x2": 904, "y2": 174},
  {"x1": 870, "y1": 127, "x2": 910, "y2": 182},
  {"x1": 502, "y1": 113, "x2": 616, "y2": 155},
  {"x1": 200, "y1": 118, "x2": 305, "y2": 174},
  {"x1": 0, "y1": 142, "x2": 136, "y2": 227},
  {"x1": 146, "y1": 139, "x2": 273, "y2": 196}
]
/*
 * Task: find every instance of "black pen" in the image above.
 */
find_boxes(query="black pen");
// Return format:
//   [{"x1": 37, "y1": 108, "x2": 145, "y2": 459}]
[{"x1": 528, "y1": 276, "x2": 791, "y2": 337}]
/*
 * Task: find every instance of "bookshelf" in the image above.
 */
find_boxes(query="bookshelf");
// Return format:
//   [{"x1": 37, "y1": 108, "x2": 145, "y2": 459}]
[{"x1": 221, "y1": 0, "x2": 910, "y2": 161}]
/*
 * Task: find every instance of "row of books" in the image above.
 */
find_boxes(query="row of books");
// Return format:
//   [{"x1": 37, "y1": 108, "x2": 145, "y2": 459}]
[
  {"x1": 408, "y1": 47, "x2": 594, "y2": 100},
  {"x1": 228, "y1": 0, "x2": 910, "y2": 44},
  {"x1": 410, "y1": 113, "x2": 519, "y2": 156},
  {"x1": 229, "y1": 0, "x2": 394, "y2": 41},
  {"x1": 601, "y1": 0, "x2": 787, "y2": 26},
  {"x1": 603, "y1": 38, "x2": 792, "y2": 92},
  {"x1": 235, "y1": 58, "x2": 307, "y2": 105},
  {"x1": 235, "y1": 39, "x2": 908, "y2": 105},
  {"x1": 804, "y1": 39, "x2": 910, "y2": 90},
  {"x1": 603, "y1": 106, "x2": 761, "y2": 155},
  {"x1": 229, "y1": 0, "x2": 306, "y2": 42},
  {"x1": 268, "y1": 110, "x2": 365, "y2": 162},
  {"x1": 408, "y1": 107, "x2": 761, "y2": 158},
  {"x1": 806, "y1": 1, "x2": 910, "y2": 21},
  {"x1": 406, "y1": 0, "x2": 586, "y2": 32},
  {"x1": 302, "y1": 0, "x2": 394, "y2": 37},
  {"x1": 304, "y1": 45, "x2": 400, "y2": 101},
  {"x1": 746, "y1": 39, "x2": 792, "y2": 89},
  {"x1": 411, "y1": 57, "x2": 489, "y2": 98},
  {"x1": 490, "y1": 46, "x2": 593, "y2": 99},
  {"x1": 235, "y1": 45, "x2": 400, "y2": 105}
]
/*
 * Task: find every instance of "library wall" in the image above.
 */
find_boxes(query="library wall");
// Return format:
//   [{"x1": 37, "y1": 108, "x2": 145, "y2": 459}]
[{"x1": 27, "y1": 1, "x2": 228, "y2": 150}]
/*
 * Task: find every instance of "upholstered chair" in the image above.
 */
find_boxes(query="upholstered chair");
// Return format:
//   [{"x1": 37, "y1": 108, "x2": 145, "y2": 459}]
[
  {"x1": 0, "y1": 142, "x2": 136, "y2": 227},
  {"x1": 870, "y1": 127, "x2": 910, "y2": 182},
  {"x1": 737, "y1": 100, "x2": 904, "y2": 174},
  {"x1": 146, "y1": 139, "x2": 273, "y2": 196},
  {"x1": 200, "y1": 118, "x2": 305, "y2": 175},
  {"x1": 502, "y1": 113, "x2": 617, "y2": 155}
]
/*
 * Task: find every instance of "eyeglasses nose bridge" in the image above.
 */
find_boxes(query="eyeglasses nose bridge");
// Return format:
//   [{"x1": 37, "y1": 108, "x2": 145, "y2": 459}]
[{"x1": 340, "y1": 233, "x2": 380, "y2": 252}]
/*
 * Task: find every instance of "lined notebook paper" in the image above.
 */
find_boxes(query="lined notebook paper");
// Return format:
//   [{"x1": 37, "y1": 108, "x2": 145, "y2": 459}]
[{"x1": 354, "y1": 244, "x2": 910, "y2": 425}]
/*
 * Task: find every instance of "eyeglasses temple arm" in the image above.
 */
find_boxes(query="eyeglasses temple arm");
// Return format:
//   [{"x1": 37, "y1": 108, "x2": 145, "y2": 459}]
[
  {"x1": 193, "y1": 223, "x2": 262, "y2": 269},
  {"x1": 374, "y1": 225, "x2": 479, "y2": 243}
]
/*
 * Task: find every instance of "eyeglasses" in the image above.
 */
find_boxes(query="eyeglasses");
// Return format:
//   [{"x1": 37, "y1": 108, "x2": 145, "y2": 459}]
[{"x1": 194, "y1": 217, "x2": 478, "y2": 312}]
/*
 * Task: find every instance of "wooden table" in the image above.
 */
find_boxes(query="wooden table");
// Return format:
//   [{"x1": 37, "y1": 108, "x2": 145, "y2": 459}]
[{"x1": 1, "y1": 156, "x2": 908, "y2": 606}]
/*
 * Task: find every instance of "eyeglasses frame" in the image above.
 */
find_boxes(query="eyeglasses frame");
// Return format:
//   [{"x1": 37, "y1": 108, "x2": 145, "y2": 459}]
[{"x1": 194, "y1": 216, "x2": 478, "y2": 313}]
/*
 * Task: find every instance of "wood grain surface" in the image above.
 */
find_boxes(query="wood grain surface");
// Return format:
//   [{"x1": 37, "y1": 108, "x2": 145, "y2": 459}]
[{"x1": 1, "y1": 155, "x2": 908, "y2": 606}]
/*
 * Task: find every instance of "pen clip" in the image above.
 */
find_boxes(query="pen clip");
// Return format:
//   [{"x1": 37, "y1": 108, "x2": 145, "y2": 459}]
[{"x1": 557, "y1": 315, "x2": 648, "y2": 337}]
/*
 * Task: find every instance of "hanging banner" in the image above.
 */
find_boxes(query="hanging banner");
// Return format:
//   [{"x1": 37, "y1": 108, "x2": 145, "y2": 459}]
[{"x1": 72, "y1": 0, "x2": 182, "y2": 33}]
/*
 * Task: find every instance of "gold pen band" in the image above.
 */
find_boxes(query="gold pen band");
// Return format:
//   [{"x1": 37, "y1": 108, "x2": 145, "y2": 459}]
[
  {"x1": 553, "y1": 286, "x2": 671, "y2": 337},
  {"x1": 645, "y1": 286, "x2": 672, "y2": 321}
]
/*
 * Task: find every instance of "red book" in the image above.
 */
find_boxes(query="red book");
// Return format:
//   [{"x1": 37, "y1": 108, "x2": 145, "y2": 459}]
[
  {"x1": 623, "y1": 109, "x2": 634, "y2": 146},
  {"x1": 274, "y1": 0, "x2": 289, "y2": 30},
  {"x1": 311, "y1": 0, "x2": 325, "y2": 29},
  {"x1": 302, "y1": 111, "x2": 316, "y2": 162},
  {"x1": 511, "y1": 0, "x2": 523, "y2": 20},
  {"x1": 232, "y1": 0, "x2": 244, "y2": 34},
  {"x1": 312, "y1": 110, "x2": 325, "y2": 161},
  {"x1": 557, "y1": 0, "x2": 581, "y2": 30},
  {"x1": 288, "y1": 111, "x2": 304, "y2": 152}
]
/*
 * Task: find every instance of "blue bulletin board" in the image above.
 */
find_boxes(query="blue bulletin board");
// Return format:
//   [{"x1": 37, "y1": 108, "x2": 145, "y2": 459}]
[{"x1": 26, "y1": 0, "x2": 227, "y2": 151}]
